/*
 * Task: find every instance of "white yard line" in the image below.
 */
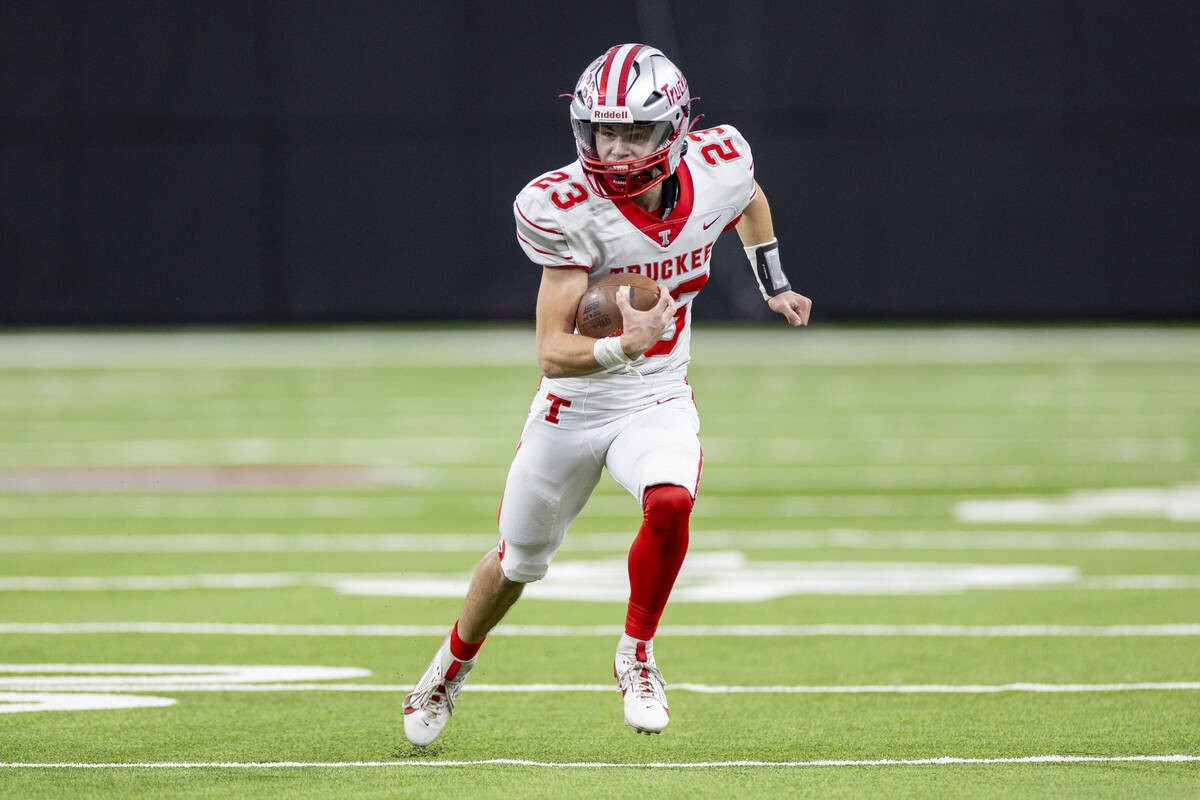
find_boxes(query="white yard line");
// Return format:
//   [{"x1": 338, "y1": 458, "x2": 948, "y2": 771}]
[
  {"x1": 0, "y1": 755, "x2": 1196, "y2": 769},
  {"x1": 1, "y1": 438, "x2": 1192, "y2": 469},
  {"x1": 2, "y1": 327, "x2": 1198, "y2": 367},
  {"x1": 3, "y1": 623, "x2": 1200, "y2": 636},
  {"x1": 1075, "y1": 576, "x2": 1200, "y2": 589},
  {"x1": 0, "y1": 665, "x2": 368, "y2": 684},
  {"x1": 0, "y1": 465, "x2": 428, "y2": 491},
  {"x1": 0, "y1": 494, "x2": 934, "y2": 519},
  {"x1": 0, "y1": 438, "x2": 514, "y2": 468},
  {"x1": 2, "y1": 681, "x2": 1194, "y2": 694},
  {"x1": 0, "y1": 693, "x2": 178, "y2": 713},
  {"x1": 0, "y1": 496, "x2": 448, "y2": 519},
  {"x1": 0, "y1": 575, "x2": 313, "y2": 591},
  {"x1": 0, "y1": 533, "x2": 510, "y2": 553},
  {"x1": 5, "y1": 530, "x2": 1200, "y2": 553},
  {"x1": 959, "y1": 485, "x2": 1200, "y2": 523},
  {"x1": 3, "y1": 569, "x2": 1199, "y2": 595}
]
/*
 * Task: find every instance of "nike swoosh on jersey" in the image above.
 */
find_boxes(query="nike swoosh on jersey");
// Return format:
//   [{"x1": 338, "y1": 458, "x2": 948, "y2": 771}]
[{"x1": 702, "y1": 215, "x2": 722, "y2": 230}]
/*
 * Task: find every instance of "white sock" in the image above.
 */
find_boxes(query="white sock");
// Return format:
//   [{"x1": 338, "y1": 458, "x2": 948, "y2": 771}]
[{"x1": 617, "y1": 633, "x2": 653, "y2": 659}]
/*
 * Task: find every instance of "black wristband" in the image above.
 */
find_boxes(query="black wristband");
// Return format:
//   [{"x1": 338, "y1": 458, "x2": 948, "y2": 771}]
[{"x1": 745, "y1": 240, "x2": 791, "y2": 298}]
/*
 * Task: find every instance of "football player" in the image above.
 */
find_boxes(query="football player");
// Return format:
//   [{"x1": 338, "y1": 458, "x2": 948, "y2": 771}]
[{"x1": 404, "y1": 43, "x2": 811, "y2": 746}]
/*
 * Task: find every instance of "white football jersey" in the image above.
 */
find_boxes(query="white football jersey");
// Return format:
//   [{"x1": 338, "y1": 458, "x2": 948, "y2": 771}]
[{"x1": 514, "y1": 124, "x2": 757, "y2": 398}]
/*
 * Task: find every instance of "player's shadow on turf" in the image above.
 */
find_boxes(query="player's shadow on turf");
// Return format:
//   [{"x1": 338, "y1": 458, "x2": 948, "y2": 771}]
[{"x1": 392, "y1": 741, "x2": 446, "y2": 759}]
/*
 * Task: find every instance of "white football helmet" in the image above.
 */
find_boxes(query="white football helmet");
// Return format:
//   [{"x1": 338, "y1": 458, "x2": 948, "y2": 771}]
[{"x1": 569, "y1": 44, "x2": 692, "y2": 200}]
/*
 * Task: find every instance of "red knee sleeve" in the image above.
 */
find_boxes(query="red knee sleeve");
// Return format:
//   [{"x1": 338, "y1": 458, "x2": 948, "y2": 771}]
[{"x1": 642, "y1": 484, "x2": 693, "y2": 531}]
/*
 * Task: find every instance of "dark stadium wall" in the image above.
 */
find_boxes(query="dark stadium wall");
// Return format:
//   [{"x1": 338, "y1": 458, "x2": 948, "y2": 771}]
[{"x1": 2, "y1": 1, "x2": 1198, "y2": 324}]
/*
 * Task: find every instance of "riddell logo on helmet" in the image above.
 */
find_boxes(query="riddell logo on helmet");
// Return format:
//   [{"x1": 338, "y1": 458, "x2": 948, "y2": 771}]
[{"x1": 591, "y1": 106, "x2": 633, "y2": 122}]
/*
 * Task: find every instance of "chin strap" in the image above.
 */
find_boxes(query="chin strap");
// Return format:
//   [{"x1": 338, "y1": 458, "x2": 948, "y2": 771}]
[
  {"x1": 657, "y1": 174, "x2": 680, "y2": 219},
  {"x1": 744, "y1": 239, "x2": 791, "y2": 299}
]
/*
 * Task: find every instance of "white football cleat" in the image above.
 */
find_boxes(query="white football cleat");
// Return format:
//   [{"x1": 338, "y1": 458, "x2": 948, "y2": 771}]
[
  {"x1": 403, "y1": 640, "x2": 474, "y2": 747},
  {"x1": 614, "y1": 640, "x2": 670, "y2": 734}
]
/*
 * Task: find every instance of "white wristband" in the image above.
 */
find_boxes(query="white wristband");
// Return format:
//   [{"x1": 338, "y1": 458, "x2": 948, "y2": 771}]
[{"x1": 593, "y1": 336, "x2": 633, "y2": 369}]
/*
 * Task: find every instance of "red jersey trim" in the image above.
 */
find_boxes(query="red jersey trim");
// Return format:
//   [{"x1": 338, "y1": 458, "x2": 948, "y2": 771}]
[
  {"x1": 515, "y1": 202, "x2": 565, "y2": 236},
  {"x1": 516, "y1": 231, "x2": 574, "y2": 261},
  {"x1": 723, "y1": 212, "x2": 743, "y2": 232},
  {"x1": 611, "y1": 160, "x2": 695, "y2": 248}
]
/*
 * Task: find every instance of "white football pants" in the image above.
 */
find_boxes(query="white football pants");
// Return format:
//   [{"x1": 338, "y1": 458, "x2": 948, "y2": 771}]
[{"x1": 496, "y1": 379, "x2": 701, "y2": 583}]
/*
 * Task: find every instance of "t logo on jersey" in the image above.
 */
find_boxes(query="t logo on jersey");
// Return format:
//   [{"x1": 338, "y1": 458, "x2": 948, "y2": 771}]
[{"x1": 658, "y1": 229, "x2": 672, "y2": 246}]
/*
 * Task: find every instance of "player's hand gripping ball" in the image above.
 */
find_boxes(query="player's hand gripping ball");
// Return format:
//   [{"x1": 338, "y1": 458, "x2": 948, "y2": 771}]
[{"x1": 575, "y1": 274, "x2": 661, "y2": 338}]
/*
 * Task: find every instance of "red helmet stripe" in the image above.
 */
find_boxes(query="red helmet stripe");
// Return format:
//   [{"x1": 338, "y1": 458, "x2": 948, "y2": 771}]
[
  {"x1": 614, "y1": 44, "x2": 645, "y2": 106},
  {"x1": 597, "y1": 45, "x2": 623, "y2": 106}
]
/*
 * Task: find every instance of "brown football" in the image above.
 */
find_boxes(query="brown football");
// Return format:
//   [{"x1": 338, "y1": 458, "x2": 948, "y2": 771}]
[{"x1": 575, "y1": 273, "x2": 661, "y2": 338}]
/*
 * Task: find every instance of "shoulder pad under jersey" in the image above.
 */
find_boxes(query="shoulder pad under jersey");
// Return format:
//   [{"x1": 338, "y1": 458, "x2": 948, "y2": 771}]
[
  {"x1": 686, "y1": 124, "x2": 756, "y2": 210},
  {"x1": 513, "y1": 169, "x2": 590, "y2": 269}
]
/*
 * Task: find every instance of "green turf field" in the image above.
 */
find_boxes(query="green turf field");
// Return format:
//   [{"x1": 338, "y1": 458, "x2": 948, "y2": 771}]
[{"x1": 1, "y1": 325, "x2": 1198, "y2": 798}]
